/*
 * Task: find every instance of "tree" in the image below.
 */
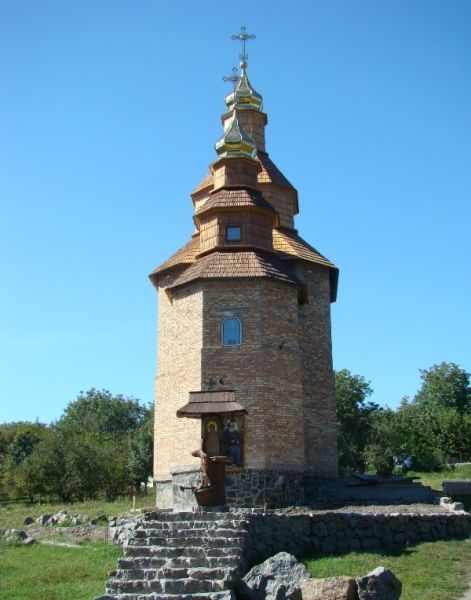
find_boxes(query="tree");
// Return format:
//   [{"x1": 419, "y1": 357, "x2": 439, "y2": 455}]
[
  {"x1": 24, "y1": 430, "x2": 70, "y2": 501},
  {"x1": 10, "y1": 430, "x2": 42, "y2": 466},
  {"x1": 414, "y1": 362, "x2": 471, "y2": 415},
  {"x1": 127, "y1": 410, "x2": 154, "y2": 491},
  {"x1": 57, "y1": 388, "x2": 150, "y2": 436},
  {"x1": 0, "y1": 422, "x2": 48, "y2": 499},
  {"x1": 335, "y1": 369, "x2": 380, "y2": 469}
]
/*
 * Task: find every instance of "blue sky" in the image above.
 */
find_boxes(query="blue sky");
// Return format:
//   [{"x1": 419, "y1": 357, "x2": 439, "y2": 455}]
[{"x1": 1, "y1": 1, "x2": 470, "y2": 423}]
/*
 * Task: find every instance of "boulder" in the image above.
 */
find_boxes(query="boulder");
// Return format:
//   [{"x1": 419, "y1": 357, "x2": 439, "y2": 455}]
[
  {"x1": 240, "y1": 552, "x2": 309, "y2": 599},
  {"x1": 90, "y1": 512, "x2": 106, "y2": 525},
  {"x1": 36, "y1": 514, "x2": 52, "y2": 526},
  {"x1": 4, "y1": 529, "x2": 28, "y2": 543},
  {"x1": 50, "y1": 510, "x2": 69, "y2": 525},
  {"x1": 108, "y1": 514, "x2": 142, "y2": 545},
  {"x1": 23, "y1": 516, "x2": 34, "y2": 525},
  {"x1": 70, "y1": 513, "x2": 89, "y2": 525},
  {"x1": 356, "y1": 566, "x2": 402, "y2": 600},
  {"x1": 22, "y1": 536, "x2": 36, "y2": 545},
  {"x1": 300, "y1": 577, "x2": 358, "y2": 599}
]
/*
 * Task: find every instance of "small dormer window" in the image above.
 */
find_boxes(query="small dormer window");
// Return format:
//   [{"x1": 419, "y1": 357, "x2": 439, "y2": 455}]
[{"x1": 226, "y1": 225, "x2": 242, "y2": 242}]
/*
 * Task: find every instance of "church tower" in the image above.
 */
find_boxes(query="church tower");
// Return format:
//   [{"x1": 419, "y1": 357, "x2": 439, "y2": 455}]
[{"x1": 149, "y1": 29, "x2": 339, "y2": 509}]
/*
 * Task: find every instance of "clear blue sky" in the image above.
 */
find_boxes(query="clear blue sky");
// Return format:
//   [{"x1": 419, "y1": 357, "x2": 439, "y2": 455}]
[{"x1": 1, "y1": 1, "x2": 470, "y2": 423}]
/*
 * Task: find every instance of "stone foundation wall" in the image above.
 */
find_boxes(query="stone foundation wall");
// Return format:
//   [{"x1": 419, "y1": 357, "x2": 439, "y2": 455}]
[
  {"x1": 160, "y1": 468, "x2": 328, "y2": 510},
  {"x1": 244, "y1": 511, "x2": 471, "y2": 564},
  {"x1": 226, "y1": 470, "x2": 324, "y2": 508},
  {"x1": 170, "y1": 468, "x2": 203, "y2": 512},
  {"x1": 155, "y1": 479, "x2": 173, "y2": 510}
]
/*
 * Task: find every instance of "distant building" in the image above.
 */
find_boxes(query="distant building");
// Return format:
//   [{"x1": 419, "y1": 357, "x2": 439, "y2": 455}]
[{"x1": 149, "y1": 36, "x2": 339, "y2": 509}]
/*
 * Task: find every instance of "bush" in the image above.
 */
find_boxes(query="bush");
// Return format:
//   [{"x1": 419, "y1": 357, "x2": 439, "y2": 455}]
[{"x1": 364, "y1": 443, "x2": 394, "y2": 475}]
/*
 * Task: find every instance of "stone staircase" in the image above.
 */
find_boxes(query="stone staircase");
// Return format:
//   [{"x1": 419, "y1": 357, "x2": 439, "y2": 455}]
[{"x1": 95, "y1": 511, "x2": 249, "y2": 600}]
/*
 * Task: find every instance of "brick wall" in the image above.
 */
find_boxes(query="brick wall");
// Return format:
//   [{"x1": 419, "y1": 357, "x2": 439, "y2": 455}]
[
  {"x1": 296, "y1": 262, "x2": 338, "y2": 476},
  {"x1": 201, "y1": 278, "x2": 305, "y2": 469},
  {"x1": 154, "y1": 279, "x2": 203, "y2": 480},
  {"x1": 154, "y1": 261, "x2": 338, "y2": 484}
]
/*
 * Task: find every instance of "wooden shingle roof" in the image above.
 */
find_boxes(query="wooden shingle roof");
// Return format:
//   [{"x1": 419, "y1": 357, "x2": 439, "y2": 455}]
[
  {"x1": 192, "y1": 172, "x2": 213, "y2": 195},
  {"x1": 149, "y1": 236, "x2": 200, "y2": 279},
  {"x1": 257, "y1": 152, "x2": 295, "y2": 189},
  {"x1": 195, "y1": 187, "x2": 275, "y2": 216},
  {"x1": 273, "y1": 228, "x2": 336, "y2": 269},
  {"x1": 191, "y1": 152, "x2": 296, "y2": 198},
  {"x1": 177, "y1": 390, "x2": 247, "y2": 418},
  {"x1": 273, "y1": 228, "x2": 338, "y2": 302},
  {"x1": 168, "y1": 250, "x2": 301, "y2": 290},
  {"x1": 150, "y1": 229, "x2": 337, "y2": 284}
]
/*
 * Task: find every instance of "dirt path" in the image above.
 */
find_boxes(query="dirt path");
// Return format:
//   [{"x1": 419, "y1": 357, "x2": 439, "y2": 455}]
[{"x1": 460, "y1": 578, "x2": 471, "y2": 600}]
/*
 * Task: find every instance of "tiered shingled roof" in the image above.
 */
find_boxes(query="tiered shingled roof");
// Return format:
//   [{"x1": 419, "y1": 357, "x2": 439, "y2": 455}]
[
  {"x1": 195, "y1": 187, "x2": 275, "y2": 216},
  {"x1": 150, "y1": 227, "x2": 337, "y2": 281},
  {"x1": 191, "y1": 152, "x2": 296, "y2": 197},
  {"x1": 149, "y1": 236, "x2": 200, "y2": 280},
  {"x1": 257, "y1": 152, "x2": 295, "y2": 189},
  {"x1": 168, "y1": 250, "x2": 301, "y2": 290},
  {"x1": 273, "y1": 228, "x2": 336, "y2": 269}
]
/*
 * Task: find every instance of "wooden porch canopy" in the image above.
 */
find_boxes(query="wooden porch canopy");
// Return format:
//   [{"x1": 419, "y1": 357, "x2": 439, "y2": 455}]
[{"x1": 176, "y1": 390, "x2": 248, "y2": 419}]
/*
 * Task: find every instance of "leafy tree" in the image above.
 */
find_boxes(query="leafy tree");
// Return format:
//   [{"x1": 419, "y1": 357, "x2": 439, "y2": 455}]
[
  {"x1": 10, "y1": 430, "x2": 42, "y2": 466},
  {"x1": 98, "y1": 440, "x2": 129, "y2": 501},
  {"x1": 0, "y1": 422, "x2": 48, "y2": 499},
  {"x1": 335, "y1": 369, "x2": 380, "y2": 469},
  {"x1": 57, "y1": 388, "x2": 149, "y2": 436},
  {"x1": 25, "y1": 430, "x2": 70, "y2": 501},
  {"x1": 414, "y1": 362, "x2": 471, "y2": 414},
  {"x1": 127, "y1": 412, "x2": 154, "y2": 491}
]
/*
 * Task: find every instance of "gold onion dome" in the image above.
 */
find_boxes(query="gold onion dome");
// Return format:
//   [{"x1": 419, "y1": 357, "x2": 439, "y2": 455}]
[
  {"x1": 215, "y1": 112, "x2": 257, "y2": 160},
  {"x1": 225, "y1": 60, "x2": 263, "y2": 112}
]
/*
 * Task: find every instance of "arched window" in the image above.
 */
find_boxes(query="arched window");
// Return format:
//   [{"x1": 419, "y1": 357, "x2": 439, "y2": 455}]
[{"x1": 222, "y1": 317, "x2": 242, "y2": 346}]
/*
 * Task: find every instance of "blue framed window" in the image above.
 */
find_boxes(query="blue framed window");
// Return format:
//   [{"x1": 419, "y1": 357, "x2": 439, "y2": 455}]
[
  {"x1": 222, "y1": 317, "x2": 242, "y2": 346},
  {"x1": 226, "y1": 225, "x2": 242, "y2": 242}
]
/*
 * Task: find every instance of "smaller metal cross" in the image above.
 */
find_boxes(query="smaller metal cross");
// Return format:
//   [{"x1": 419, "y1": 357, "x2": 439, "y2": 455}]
[
  {"x1": 223, "y1": 66, "x2": 240, "y2": 91},
  {"x1": 231, "y1": 26, "x2": 256, "y2": 62}
]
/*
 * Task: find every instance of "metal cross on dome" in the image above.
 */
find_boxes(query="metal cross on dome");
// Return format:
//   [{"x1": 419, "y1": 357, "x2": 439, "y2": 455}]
[
  {"x1": 231, "y1": 26, "x2": 256, "y2": 63},
  {"x1": 222, "y1": 66, "x2": 240, "y2": 91}
]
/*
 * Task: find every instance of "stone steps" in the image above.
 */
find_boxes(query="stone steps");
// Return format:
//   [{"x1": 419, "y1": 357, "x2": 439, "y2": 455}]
[
  {"x1": 141, "y1": 520, "x2": 248, "y2": 531},
  {"x1": 110, "y1": 566, "x2": 234, "y2": 581},
  {"x1": 96, "y1": 592, "x2": 234, "y2": 600},
  {"x1": 95, "y1": 511, "x2": 247, "y2": 600},
  {"x1": 106, "y1": 577, "x2": 229, "y2": 594},
  {"x1": 124, "y1": 545, "x2": 244, "y2": 558},
  {"x1": 134, "y1": 528, "x2": 247, "y2": 539},
  {"x1": 130, "y1": 536, "x2": 244, "y2": 548},
  {"x1": 118, "y1": 556, "x2": 240, "y2": 569}
]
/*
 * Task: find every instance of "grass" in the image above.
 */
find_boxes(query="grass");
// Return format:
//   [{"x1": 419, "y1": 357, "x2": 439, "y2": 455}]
[
  {"x1": 408, "y1": 465, "x2": 471, "y2": 492},
  {"x1": 304, "y1": 539, "x2": 471, "y2": 600},
  {"x1": 1, "y1": 488, "x2": 470, "y2": 598},
  {"x1": 0, "y1": 492, "x2": 155, "y2": 530},
  {"x1": 0, "y1": 495, "x2": 149, "y2": 599},
  {"x1": 0, "y1": 540, "x2": 122, "y2": 600}
]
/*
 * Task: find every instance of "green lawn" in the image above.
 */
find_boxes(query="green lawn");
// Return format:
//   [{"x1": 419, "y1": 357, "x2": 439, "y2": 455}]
[
  {"x1": 0, "y1": 495, "x2": 152, "y2": 599},
  {"x1": 0, "y1": 541, "x2": 122, "y2": 600},
  {"x1": 305, "y1": 539, "x2": 471, "y2": 600},
  {"x1": 1, "y1": 489, "x2": 470, "y2": 599},
  {"x1": 408, "y1": 465, "x2": 471, "y2": 492},
  {"x1": 0, "y1": 492, "x2": 154, "y2": 530}
]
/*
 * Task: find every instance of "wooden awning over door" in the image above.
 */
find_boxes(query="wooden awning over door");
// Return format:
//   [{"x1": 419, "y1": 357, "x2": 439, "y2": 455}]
[{"x1": 176, "y1": 390, "x2": 247, "y2": 419}]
